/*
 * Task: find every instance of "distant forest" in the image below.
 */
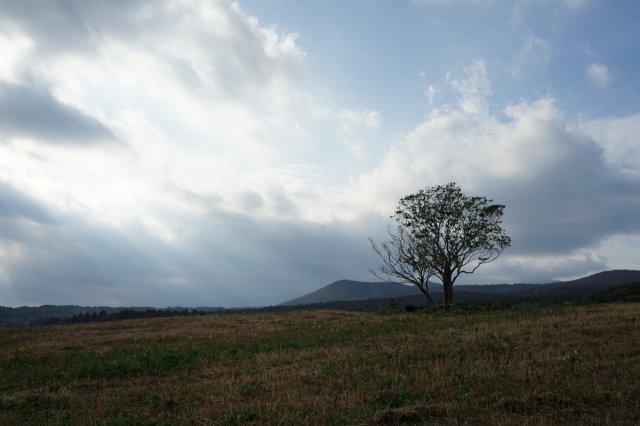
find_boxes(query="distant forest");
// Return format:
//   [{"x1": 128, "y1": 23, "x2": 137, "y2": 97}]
[{"x1": 0, "y1": 306, "x2": 224, "y2": 327}]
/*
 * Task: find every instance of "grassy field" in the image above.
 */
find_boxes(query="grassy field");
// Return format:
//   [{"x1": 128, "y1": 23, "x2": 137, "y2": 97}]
[{"x1": 1, "y1": 303, "x2": 639, "y2": 425}]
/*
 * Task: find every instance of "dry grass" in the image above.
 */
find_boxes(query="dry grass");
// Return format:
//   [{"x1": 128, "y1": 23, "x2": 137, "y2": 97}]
[{"x1": 1, "y1": 303, "x2": 639, "y2": 424}]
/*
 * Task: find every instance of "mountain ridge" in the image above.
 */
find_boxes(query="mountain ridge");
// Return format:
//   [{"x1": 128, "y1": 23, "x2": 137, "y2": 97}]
[
  {"x1": 282, "y1": 269, "x2": 640, "y2": 307},
  {"x1": 281, "y1": 280, "x2": 423, "y2": 306}
]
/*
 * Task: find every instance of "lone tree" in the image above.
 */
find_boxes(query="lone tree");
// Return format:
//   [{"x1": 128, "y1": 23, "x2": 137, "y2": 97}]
[{"x1": 371, "y1": 182, "x2": 511, "y2": 305}]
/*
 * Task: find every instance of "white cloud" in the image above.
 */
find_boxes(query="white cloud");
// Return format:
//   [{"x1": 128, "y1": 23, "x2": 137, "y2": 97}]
[
  {"x1": 412, "y1": 0, "x2": 494, "y2": 5},
  {"x1": 336, "y1": 109, "x2": 382, "y2": 160},
  {"x1": 486, "y1": 251, "x2": 608, "y2": 283},
  {"x1": 351, "y1": 60, "x2": 640, "y2": 283},
  {"x1": 0, "y1": 31, "x2": 33, "y2": 82},
  {"x1": 0, "y1": 0, "x2": 319, "y2": 224},
  {"x1": 510, "y1": 0, "x2": 591, "y2": 27},
  {"x1": 424, "y1": 85, "x2": 438, "y2": 105},
  {"x1": 586, "y1": 62, "x2": 611, "y2": 88},
  {"x1": 578, "y1": 112, "x2": 640, "y2": 177},
  {"x1": 0, "y1": 1, "x2": 638, "y2": 306},
  {"x1": 448, "y1": 60, "x2": 491, "y2": 114},
  {"x1": 595, "y1": 234, "x2": 640, "y2": 270},
  {"x1": 563, "y1": 0, "x2": 590, "y2": 10},
  {"x1": 0, "y1": 0, "x2": 392, "y2": 306},
  {"x1": 511, "y1": 32, "x2": 551, "y2": 80}
]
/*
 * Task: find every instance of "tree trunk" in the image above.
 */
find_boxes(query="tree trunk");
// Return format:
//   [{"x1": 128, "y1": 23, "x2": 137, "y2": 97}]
[
  {"x1": 442, "y1": 269, "x2": 453, "y2": 306},
  {"x1": 417, "y1": 285, "x2": 434, "y2": 305}
]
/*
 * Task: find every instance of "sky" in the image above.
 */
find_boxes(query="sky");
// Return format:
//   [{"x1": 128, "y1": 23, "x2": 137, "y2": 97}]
[{"x1": 1, "y1": 0, "x2": 639, "y2": 308}]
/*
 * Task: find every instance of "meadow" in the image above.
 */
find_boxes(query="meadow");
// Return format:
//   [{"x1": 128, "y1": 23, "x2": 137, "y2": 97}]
[{"x1": 1, "y1": 303, "x2": 639, "y2": 425}]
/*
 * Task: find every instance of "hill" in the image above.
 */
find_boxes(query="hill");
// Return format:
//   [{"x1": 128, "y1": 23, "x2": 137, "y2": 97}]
[
  {"x1": 281, "y1": 270, "x2": 640, "y2": 308},
  {"x1": 281, "y1": 280, "x2": 422, "y2": 306}
]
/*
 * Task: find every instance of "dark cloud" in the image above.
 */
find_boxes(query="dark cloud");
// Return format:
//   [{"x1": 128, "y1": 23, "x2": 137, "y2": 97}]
[
  {"x1": 172, "y1": 208, "x2": 378, "y2": 305},
  {"x1": 0, "y1": 183, "x2": 378, "y2": 307},
  {"x1": 0, "y1": 0, "x2": 145, "y2": 55},
  {"x1": 6, "y1": 224, "x2": 196, "y2": 307},
  {"x1": 0, "y1": 181, "x2": 53, "y2": 225},
  {"x1": 239, "y1": 191, "x2": 264, "y2": 211},
  {"x1": 0, "y1": 82, "x2": 116, "y2": 144},
  {"x1": 495, "y1": 133, "x2": 640, "y2": 256}
]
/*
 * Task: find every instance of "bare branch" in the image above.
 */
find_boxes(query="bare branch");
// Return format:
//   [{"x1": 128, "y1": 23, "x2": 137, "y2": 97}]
[{"x1": 369, "y1": 228, "x2": 435, "y2": 305}]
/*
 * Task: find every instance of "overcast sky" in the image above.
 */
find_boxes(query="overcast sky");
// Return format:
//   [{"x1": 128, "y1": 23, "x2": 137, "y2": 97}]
[{"x1": 1, "y1": 0, "x2": 639, "y2": 307}]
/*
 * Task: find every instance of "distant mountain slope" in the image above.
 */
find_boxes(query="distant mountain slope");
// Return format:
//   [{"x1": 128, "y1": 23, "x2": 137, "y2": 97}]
[
  {"x1": 547, "y1": 270, "x2": 640, "y2": 288},
  {"x1": 282, "y1": 270, "x2": 640, "y2": 307},
  {"x1": 503, "y1": 270, "x2": 640, "y2": 301},
  {"x1": 281, "y1": 280, "x2": 422, "y2": 306}
]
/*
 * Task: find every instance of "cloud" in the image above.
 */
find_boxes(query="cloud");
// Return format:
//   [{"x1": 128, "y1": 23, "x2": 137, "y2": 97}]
[
  {"x1": 511, "y1": 32, "x2": 551, "y2": 80},
  {"x1": 0, "y1": 0, "x2": 389, "y2": 307},
  {"x1": 1, "y1": 1, "x2": 637, "y2": 306},
  {"x1": 336, "y1": 109, "x2": 381, "y2": 160},
  {"x1": 447, "y1": 60, "x2": 491, "y2": 114},
  {"x1": 352, "y1": 61, "x2": 640, "y2": 282},
  {"x1": 424, "y1": 85, "x2": 439, "y2": 106},
  {"x1": 0, "y1": 32, "x2": 33, "y2": 82},
  {"x1": 0, "y1": 0, "x2": 317, "y2": 222},
  {"x1": 586, "y1": 62, "x2": 611, "y2": 88},
  {"x1": 0, "y1": 182, "x2": 379, "y2": 307},
  {"x1": 412, "y1": 0, "x2": 494, "y2": 6},
  {"x1": 486, "y1": 251, "x2": 609, "y2": 283},
  {"x1": 510, "y1": 0, "x2": 592, "y2": 27},
  {"x1": 0, "y1": 0, "x2": 306, "y2": 124},
  {"x1": 562, "y1": 0, "x2": 590, "y2": 10},
  {"x1": 0, "y1": 81, "x2": 115, "y2": 144},
  {"x1": 578, "y1": 113, "x2": 640, "y2": 177},
  {"x1": 0, "y1": 181, "x2": 53, "y2": 226},
  {"x1": 1, "y1": 215, "x2": 200, "y2": 307},
  {"x1": 0, "y1": 1, "x2": 105, "y2": 55}
]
